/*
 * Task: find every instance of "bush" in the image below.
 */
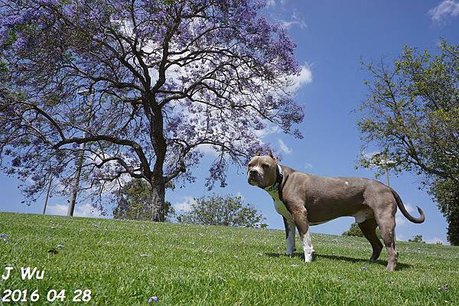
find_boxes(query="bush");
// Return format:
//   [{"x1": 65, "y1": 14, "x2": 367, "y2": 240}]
[
  {"x1": 342, "y1": 222, "x2": 382, "y2": 238},
  {"x1": 177, "y1": 194, "x2": 266, "y2": 228}
]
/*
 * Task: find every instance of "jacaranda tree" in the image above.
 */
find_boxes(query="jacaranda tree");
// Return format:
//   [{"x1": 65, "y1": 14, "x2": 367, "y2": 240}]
[
  {"x1": 113, "y1": 178, "x2": 174, "y2": 221},
  {"x1": 0, "y1": 0, "x2": 304, "y2": 221}
]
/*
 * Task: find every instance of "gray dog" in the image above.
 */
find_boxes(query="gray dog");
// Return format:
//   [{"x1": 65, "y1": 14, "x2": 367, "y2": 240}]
[{"x1": 247, "y1": 153, "x2": 425, "y2": 271}]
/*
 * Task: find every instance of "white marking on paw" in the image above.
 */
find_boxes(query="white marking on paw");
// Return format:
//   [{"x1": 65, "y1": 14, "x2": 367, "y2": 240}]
[
  {"x1": 304, "y1": 253, "x2": 314, "y2": 263},
  {"x1": 302, "y1": 229, "x2": 314, "y2": 262}
]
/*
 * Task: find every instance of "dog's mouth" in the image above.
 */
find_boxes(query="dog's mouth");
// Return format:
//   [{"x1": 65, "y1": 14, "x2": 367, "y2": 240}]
[
  {"x1": 248, "y1": 177, "x2": 258, "y2": 186},
  {"x1": 248, "y1": 170, "x2": 264, "y2": 187}
]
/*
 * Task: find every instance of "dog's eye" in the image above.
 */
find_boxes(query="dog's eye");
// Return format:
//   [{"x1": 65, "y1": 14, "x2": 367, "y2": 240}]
[{"x1": 261, "y1": 163, "x2": 269, "y2": 169}]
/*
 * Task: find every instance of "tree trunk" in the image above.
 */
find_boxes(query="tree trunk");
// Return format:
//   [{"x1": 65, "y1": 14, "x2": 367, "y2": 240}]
[
  {"x1": 447, "y1": 207, "x2": 459, "y2": 246},
  {"x1": 150, "y1": 179, "x2": 166, "y2": 222},
  {"x1": 68, "y1": 143, "x2": 85, "y2": 216}
]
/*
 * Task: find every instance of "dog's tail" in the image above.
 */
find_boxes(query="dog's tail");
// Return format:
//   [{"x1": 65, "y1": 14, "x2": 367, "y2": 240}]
[{"x1": 391, "y1": 189, "x2": 425, "y2": 224}]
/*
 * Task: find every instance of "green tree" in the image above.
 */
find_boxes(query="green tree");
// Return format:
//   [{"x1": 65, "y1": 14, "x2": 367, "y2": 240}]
[
  {"x1": 431, "y1": 178, "x2": 459, "y2": 244},
  {"x1": 113, "y1": 179, "x2": 174, "y2": 221},
  {"x1": 342, "y1": 223, "x2": 364, "y2": 237},
  {"x1": 343, "y1": 222, "x2": 381, "y2": 238},
  {"x1": 358, "y1": 41, "x2": 459, "y2": 245},
  {"x1": 177, "y1": 194, "x2": 266, "y2": 228},
  {"x1": 408, "y1": 235, "x2": 425, "y2": 243}
]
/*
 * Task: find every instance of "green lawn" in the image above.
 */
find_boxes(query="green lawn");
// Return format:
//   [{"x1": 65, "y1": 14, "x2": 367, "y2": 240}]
[{"x1": 1, "y1": 212, "x2": 458, "y2": 305}]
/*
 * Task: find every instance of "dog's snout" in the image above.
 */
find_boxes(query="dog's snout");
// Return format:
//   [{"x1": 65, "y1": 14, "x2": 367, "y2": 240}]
[{"x1": 248, "y1": 168, "x2": 261, "y2": 186}]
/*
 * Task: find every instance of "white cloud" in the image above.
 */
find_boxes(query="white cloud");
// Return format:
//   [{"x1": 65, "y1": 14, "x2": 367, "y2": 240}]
[
  {"x1": 361, "y1": 151, "x2": 380, "y2": 160},
  {"x1": 429, "y1": 0, "x2": 459, "y2": 22},
  {"x1": 196, "y1": 143, "x2": 220, "y2": 157},
  {"x1": 266, "y1": 0, "x2": 276, "y2": 7},
  {"x1": 266, "y1": 0, "x2": 288, "y2": 7},
  {"x1": 46, "y1": 204, "x2": 68, "y2": 216},
  {"x1": 76, "y1": 203, "x2": 104, "y2": 218},
  {"x1": 277, "y1": 139, "x2": 292, "y2": 154},
  {"x1": 395, "y1": 203, "x2": 416, "y2": 227},
  {"x1": 280, "y1": 11, "x2": 307, "y2": 30},
  {"x1": 46, "y1": 203, "x2": 104, "y2": 218},
  {"x1": 304, "y1": 162, "x2": 313, "y2": 170},
  {"x1": 425, "y1": 237, "x2": 447, "y2": 245},
  {"x1": 396, "y1": 232, "x2": 407, "y2": 241},
  {"x1": 287, "y1": 63, "x2": 313, "y2": 93},
  {"x1": 173, "y1": 196, "x2": 196, "y2": 213},
  {"x1": 398, "y1": 233, "x2": 447, "y2": 245},
  {"x1": 254, "y1": 124, "x2": 281, "y2": 139}
]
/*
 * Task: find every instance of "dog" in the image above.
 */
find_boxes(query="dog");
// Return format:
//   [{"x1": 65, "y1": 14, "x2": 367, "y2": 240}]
[{"x1": 247, "y1": 153, "x2": 425, "y2": 271}]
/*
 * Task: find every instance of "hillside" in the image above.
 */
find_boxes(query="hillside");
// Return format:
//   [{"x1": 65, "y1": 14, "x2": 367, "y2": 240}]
[{"x1": 1, "y1": 212, "x2": 458, "y2": 305}]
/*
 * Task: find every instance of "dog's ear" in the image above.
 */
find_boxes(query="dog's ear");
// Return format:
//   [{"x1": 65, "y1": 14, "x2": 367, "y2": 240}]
[
  {"x1": 255, "y1": 151, "x2": 261, "y2": 156},
  {"x1": 268, "y1": 150, "x2": 277, "y2": 161}
]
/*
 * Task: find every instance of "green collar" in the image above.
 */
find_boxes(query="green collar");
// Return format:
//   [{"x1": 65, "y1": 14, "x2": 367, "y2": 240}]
[{"x1": 264, "y1": 164, "x2": 283, "y2": 194}]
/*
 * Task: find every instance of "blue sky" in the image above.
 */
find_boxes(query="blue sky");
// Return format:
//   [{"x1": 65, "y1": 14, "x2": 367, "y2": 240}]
[{"x1": 1, "y1": 0, "x2": 458, "y2": 244}]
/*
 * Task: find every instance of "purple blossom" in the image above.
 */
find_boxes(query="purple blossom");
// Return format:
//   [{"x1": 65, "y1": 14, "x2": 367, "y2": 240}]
[
  {"x1": 0, "y1": 0, "x2": 303, "y2": 204},
  {"x1": 147, "y1": 296, "x2": 158, "y2": 304},
  {"x1": 38, "y1": 0, "x2": 60, "y2": 5},
  {"x1": 0, "y1": 28, "x2": 8, "y2": 46}
]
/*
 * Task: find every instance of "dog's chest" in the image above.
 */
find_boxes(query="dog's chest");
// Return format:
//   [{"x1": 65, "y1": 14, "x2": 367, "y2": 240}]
[{"x1": 267, "y1": 189, "x2": 294, "y2": 223}]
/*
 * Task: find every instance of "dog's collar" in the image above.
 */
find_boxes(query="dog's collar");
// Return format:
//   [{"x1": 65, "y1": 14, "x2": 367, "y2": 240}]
[{"x1": 264, "y1": 164, "x2": 283, "y2": 193}]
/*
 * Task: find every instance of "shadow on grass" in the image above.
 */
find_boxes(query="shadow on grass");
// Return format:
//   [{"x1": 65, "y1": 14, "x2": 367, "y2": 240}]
[{"x1": 264, "y1": 252, "x2": 412, "y2": 270}]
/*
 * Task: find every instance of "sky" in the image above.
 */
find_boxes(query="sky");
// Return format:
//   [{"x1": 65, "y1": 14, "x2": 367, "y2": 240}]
[{"x1": 1, "y1": 0, "x2": 459, "y2": 244}]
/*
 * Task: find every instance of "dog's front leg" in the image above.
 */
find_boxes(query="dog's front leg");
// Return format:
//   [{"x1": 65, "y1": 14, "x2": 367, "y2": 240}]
[
  {"x1": 283, "y1": 217, "x2": 296, "y2": 256},
  {"x1": 301, "y1": 227, "x2": 314, "y2": 262},
  {"x1": 292, "y1": 206, "x2": 314, "y2": 262}
]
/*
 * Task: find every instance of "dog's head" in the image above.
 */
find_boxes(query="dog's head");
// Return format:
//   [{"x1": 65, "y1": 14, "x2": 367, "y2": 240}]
[{"x1": 247, "y1": 152, "x2": 278, "y2": 188}]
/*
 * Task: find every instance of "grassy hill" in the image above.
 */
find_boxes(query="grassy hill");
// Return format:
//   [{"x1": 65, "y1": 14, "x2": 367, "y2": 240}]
[{"x1": 1, "y1": 212, "x2": 458, "y2": 305}]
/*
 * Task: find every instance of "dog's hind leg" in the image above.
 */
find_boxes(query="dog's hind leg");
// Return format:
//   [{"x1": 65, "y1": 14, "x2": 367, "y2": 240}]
[
  {"x1": 379, "y1": 219, "x2": 397, "y2": 271},
  {"x1": 374, "y1": 206, "x2": 398, "y2": 271},
  {"x1": 358, "y1": 218, "x2": 383, "y2": 262}
]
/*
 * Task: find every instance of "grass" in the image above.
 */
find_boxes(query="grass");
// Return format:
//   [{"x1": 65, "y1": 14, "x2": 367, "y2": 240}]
[{"x1": 1, "y1": 212, "x2": 458, "y2": 305}]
